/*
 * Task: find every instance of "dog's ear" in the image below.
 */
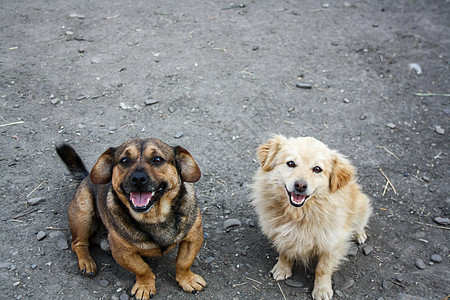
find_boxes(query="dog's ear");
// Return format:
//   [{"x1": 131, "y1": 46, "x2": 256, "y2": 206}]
[
  {"x1": 174, "y1": 146, "x2": 201, "y2": 183},
  {"x1": 90, "y1": 147, "x2": 116, "y2": 184},
  {"x1": 329, "y1": 153, "x2": 355, "y2": 192},
  {"x1": 256, "y1": 135, "x2": 286, "y2": 172}
]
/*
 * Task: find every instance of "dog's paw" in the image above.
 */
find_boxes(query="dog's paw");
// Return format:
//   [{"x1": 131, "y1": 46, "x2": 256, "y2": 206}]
[
  {"x1": 270, "y1": 261, "x2": 292, "y2": 281},
  {"x1": 131, "y1": 281, "x2": 156, "y2": 300},
  {"x1": 78, "y1": 257, "x2": 97, "y2": 277},
  {"x1": 355, "y1": 231, "x2": 368, "y2": 245},
  {"x1": 312, "y1": 284, "x2": 333, "y2": 300},
  {"x1": 176, "y1": 271, "x2": 206, "y2": 293}
]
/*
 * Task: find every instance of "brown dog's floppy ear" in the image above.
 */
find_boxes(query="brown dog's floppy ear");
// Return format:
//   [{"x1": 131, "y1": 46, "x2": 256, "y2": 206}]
[
  {"x1": 90, "y1": 147, "x2": 116, "y2": 184},
  {"x1": 256, "y1": 135, "x2": 286, "y2": 172},
  {"x1": 174, "y1": 146, "x2": 201, "y2": 183},
  {"x1": 329, "y1": 153, "x2": 355, "y2": 193}
]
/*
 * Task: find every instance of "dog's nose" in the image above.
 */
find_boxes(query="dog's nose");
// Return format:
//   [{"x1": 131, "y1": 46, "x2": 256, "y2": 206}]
[
  {"x1": 130, "y1": 172, "x2": 149, "y2": 187},
  {"x1": 294, "y1": 180, "x2": 308, "y2": 193}
]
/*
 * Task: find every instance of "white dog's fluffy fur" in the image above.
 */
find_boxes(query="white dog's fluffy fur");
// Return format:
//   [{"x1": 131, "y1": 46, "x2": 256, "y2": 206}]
[{"x1": 251, "y1": 135, "x2": 372, "y2": 300}]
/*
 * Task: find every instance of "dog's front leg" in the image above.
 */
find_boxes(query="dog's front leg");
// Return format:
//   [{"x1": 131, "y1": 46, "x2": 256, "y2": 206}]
[
  {"x1": 109, "y1": 237, "x2": 156, "y2": 299},
  {"x1": 175, "y1": 211, "x2": 206, "y2": 293},
  {"x1": 312, "y1": 252, "x2": 337, "y2": 300}
]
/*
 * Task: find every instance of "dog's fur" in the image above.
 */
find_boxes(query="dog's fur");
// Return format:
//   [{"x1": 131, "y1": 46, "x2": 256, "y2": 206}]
[
  {"x1": 251, "y1": 135, "x2": 372, "y2": 300},
  {"x1": 56, "y1": 138, "x2": 206, "y2": 299}
]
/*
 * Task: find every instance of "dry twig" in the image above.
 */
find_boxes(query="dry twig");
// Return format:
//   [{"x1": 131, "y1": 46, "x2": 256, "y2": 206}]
[
  {"x1": 377, "y1": 145, "x2": 400, "y2": 160},
  {"x1": 379, "y1": 167, "x2": 397, "y2": 195},
  {"x1": 277, "y1": 282, "x2": 287, "y2": 300}
]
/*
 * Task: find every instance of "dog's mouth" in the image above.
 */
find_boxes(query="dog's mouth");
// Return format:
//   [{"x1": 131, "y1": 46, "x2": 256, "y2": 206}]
[
  {"x1": 285, "y1": 187, "x2": 310, "y2": 208},
  {"x1": 127, "y1": 183, "x2": 166, "y2": 213}
]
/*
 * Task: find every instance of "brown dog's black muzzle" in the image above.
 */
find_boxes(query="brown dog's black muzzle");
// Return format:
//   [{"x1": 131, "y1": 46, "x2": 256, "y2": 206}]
[{"x1": 130, "y1": 171, "x2": 149, "y2": 190}]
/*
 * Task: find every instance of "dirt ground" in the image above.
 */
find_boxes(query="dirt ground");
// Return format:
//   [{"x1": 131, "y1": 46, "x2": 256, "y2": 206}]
[{"x1": 1, "y1": 0, "x2": 449, "y2": 299}]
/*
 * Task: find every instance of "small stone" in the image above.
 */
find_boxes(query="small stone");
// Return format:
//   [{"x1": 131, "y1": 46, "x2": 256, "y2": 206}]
[
  {"x1": 36, "y1": 231, "x2": 47, "y2": 241},
  {"x1": 386, "y1": 123, "x2": 396, "y2": 129},
  {"x1": 347, "y1": 245, "x2": 358, "y2": 256},
  {"x1": 284, "y1": 279, "x2": 304, "y2": 288},
  {"x1": 144, "y1": 99, "x2": 159, "y2": 106},
  {"x1": 435, "y1": 126, "x2": 445, "y2": 135},
  {"x1": 342, "y1": 278, "x2": 355, "y2": 290},
  {"x1": 335, "y1": 290, "x2": 344, "y2": 297},
  {"x1": 434, "y1": 217, "x2": 450, "y2": 225},
  {"x1": 27, "y1": 197, "x2": 45, "y2": 206},
  {"x1": 69, "y1": 13, "x2": 85, "y2": 19},
  {"x1": 174, "y1": 132, "x2": 184, "y2": 139},
  {"x1": 65, "y1": 30, "x2": 74, "y2": 36},
  {"x1": 78, "y1": 47, "x2": 85, "y2": 53},
  {"x1": 204, "y1": 257, "x2": 215, "y2": 264},
  {"x1": 322, "y1": 3, "x2": 330, "y2": 8},
  {"x1": 415, "y1": 258, "x2": 426, "y2": 270},
  {"x1": 90, "y1": 57, "x2": 101, "y2": 64},
  {"x1": 430, "y1": 254, "x2": 442, "y2": 263},
  {"x1": 295, "y1": 82, "x2": 312, "y2": 89},
  {"x1": 382, "y1": 279, "x2": 392, "y2": 290},
  {"x1": 252, "y1": 45, "x2": 259, "y2": 51},
  {"x1": 57, "y1": 238, "x2": 69, "y2": 250},
  {"x1": 119, "y1": 292, "x2": 129, "y2": 300},
  {"x1": 343, "y1": 98, "x2": 350, "y2": 103},
  {"x1": 50, "y1": 98, "x2": 60, "y2": 105},
  {"x1": 223, "y1": 219, "x2": 241, "y2": 229},
  {"x1": 246, "y1": 219, "x2": 255, "y2": 227},
  {"x1": 99, "y1": 279, "x2": 109, "y2": 287},
  {"x1": 13, "y1": 281, "x2": 20, "y2": 287},
  {"x1": 31, "y1": 264, "x2": 37, "y2": 269},
  {"x1": 363, "y1": 245, "x2": 373, "y2": 256},
  {"x1": 421, "y1": 176, "x2": 431, "y2": 183}
]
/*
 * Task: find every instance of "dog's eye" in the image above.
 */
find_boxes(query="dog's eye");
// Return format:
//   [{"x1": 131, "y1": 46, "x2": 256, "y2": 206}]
[
  {"x1": 313, "y1": 166, "x2": 323, "y2": 173},
  {"x1": 286, "y1": 161, "x2": 296, "y2": 168},
  {"x1": 120, "y1": 157, "x2": 130, "y2": 165},
  {"x1": 152, "y1": 156, "x2": 165, "y2": 165}
]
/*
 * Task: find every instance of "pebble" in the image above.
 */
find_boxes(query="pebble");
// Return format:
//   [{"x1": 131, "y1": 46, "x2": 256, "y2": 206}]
[
  {"x1": 204, "y1": 257, "x2": 215, "y2": 264},
  {"x1": 31, "y1": 264, "x2": 37, "y2": 269},
  {"x1": 27, "y1": 197, "x2": 45, "y2": 206},
  {"x1": 382, "y1": 279, "x2": 392, "y2": 290},
  {"x1": 90, "y1": 57, "x2": 101, "y2": 64},
  {"x1": 65, "y1": 30, "x2": 74, "y2": 36},
  {"x1": 342, "y1": 278, "x2": 355, "y2": 290},
  {"x1": 36, "y1": 231, "x2": 47, "y2": 241},
  {"x1": 421, "y1": 176, "x2": 431, "y2": 183},
  {"x1": 335, "y1": 290, "x2": 344, "y2": 297},
  {"x1": 144, "y1": 99, "x2": 159, "y2": 106},
  {"x1": 284, "y1": 279, "x2": 303, "y2": 288},
  {"x1": 245, "y1": 219, "x2": 255, "y2": 227},
  {"x1": 295, "y1": 82, "x2": 312, "y2": 89},
  {"x1": 174, "y1": 132, "x2": 184, "y2": 139},
  {"x1": 50, "y1": 98, "x2": 60, "y2": 105},
  {"x1": 434, "y1": 217, "x2": 450, "y2": 225},
  {"x1": 99, "y1": 279, "x2": 109, "y2": 287},
  {"x1": 322, "y1": 3, "x2": 330, "y2": 8},
  {"x1": 57, "y1": 238, "x2": 69, "y2": 250},
  {"x1": 386, "y1": 123, "x2": 396, "y2": 129},
  {"x1": 347, "y1": 245, "x2": 358, "y2": 256},
  {"x1": 223, "y1": 218, "x2": 241, "y2": 229},
  {"x1": 69, "y1": 13, "x2": 85, "y2": 19},
  {"x1": 415, "y1": 258, "x2": 426, "y2": 270},
  {"x1": 363, "y1": 245, "x2": 373, "y2": 256},
  {"x1": 119, "y1": 292, "x2": 129, "y2": 300},
  {"x1": 430, "y1": 254, "x2": 442, "y2": 263},
  {"x1": 408, "y1": 63, "x2": 422, "y2": 75},
  {"x1": 78, "y1": 46, "x2": 85, "y2": 53},
  {"x1": 343, "y1": 98, "x2": 350, "y2": 103},
  {"x1": 435, "y1": 126, "x2": 445, "y2": 135}
]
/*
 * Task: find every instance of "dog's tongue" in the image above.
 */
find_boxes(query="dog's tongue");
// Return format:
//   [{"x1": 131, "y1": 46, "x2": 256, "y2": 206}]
[
  {"x1": 130, "y1": 192, "x2": 152, "y2": 207},
  {"x1": 292, "y1": 193, "x2": 306, "y2": 205}
]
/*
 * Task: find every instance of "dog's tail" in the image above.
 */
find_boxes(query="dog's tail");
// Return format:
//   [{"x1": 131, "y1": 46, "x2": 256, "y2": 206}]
[{"x1": 55, "y1": 144, "x2": 89, "y2": 182}]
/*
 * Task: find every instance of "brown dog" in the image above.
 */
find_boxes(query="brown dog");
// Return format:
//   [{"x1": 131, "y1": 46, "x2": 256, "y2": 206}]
[
  {"x1": 251, "y1": 135, "x2": 372, "y2": 300},
  {"x1": 56, "y1": 138, "x2": 206, "y2": 299}
]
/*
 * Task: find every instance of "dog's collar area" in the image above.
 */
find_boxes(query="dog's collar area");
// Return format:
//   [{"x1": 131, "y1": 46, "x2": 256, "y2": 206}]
[
  {"x1": 127, "y1": 183, "x2": 166, "y2": 213},
  {"x1": 285, "y1": 186, "x2": 310, "y2": 208}
]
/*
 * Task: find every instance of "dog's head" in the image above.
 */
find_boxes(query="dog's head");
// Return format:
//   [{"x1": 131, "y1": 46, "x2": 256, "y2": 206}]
[
  {"x1": 256, "y1": 135, "x2": 355, "y2": 208},
  {"x1": 89, "y1": 138, "x2": 200, "y2": 214}
]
